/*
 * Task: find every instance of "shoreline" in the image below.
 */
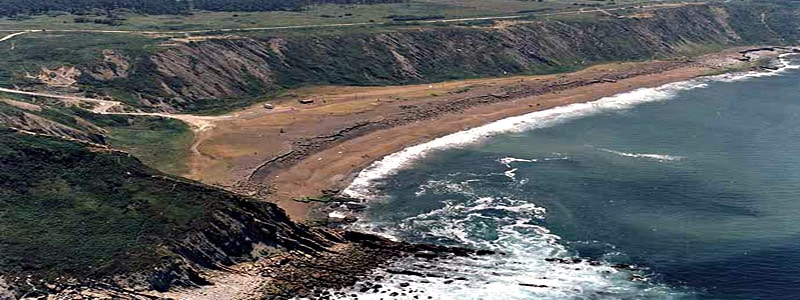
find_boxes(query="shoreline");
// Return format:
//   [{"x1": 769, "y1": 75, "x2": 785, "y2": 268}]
[
  {"x1": 272, "y1": 67, "x2": 712, "y2": 219},
  {"x1": 189, "y1": 46, "x2": 793, "y2": 221}
]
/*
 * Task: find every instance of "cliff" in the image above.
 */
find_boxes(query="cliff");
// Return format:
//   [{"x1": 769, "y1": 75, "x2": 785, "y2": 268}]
[
  {"x1": 0, "y1": 127, "x2": 493, "y2": 299},
  {"x1": 72, "y1": 3, "x2": 800, "y2": 113},
  {"x1": 0, "y1": 128, "x2": 331, "y2": 296}
]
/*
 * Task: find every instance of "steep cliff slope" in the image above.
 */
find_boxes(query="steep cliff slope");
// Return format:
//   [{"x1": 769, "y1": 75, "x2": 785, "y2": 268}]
[
  {"x1": 0, "y1": 98, "x2": 194, "y2": 175},
  {"x1": 0, "y1": 127, "x2": 494, "y2": 299},
  {"x1": 71, "y1": 3, "x2": 799, "y2": 113},
  {"x1": 2, "y1": 3, "x2": 796, "y2": 113},
  {"x1": 0, "y1": 128, "x2": 337, "y2": 297}
]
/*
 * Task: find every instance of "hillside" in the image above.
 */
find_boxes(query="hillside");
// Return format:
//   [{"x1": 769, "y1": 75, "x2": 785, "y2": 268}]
[
  {"x1": 0, "y1": 126, "x2": 494, "y2": 299},
  {"x1": 1, "y1": 2, "x2": 798, "y2": 113},
  {"x1": 0, "y1": 98, "x2": 194, "y2": 175},
  {"x1": 0, "y1": 1, "x2": 798, "y2": 298},
  {"x1": 0, "y1": 128, "x2": 329, "y2": 293}
]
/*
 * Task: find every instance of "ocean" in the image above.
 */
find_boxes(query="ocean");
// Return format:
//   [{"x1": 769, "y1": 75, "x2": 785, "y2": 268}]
[{"x1": 338, "y1": 55, "x2": 800, "y2": 300}]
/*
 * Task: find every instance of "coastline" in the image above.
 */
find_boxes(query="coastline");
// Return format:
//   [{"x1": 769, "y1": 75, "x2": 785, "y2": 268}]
[{"x1": 188, "y1": 46, "x2": 793, "y2": 221}]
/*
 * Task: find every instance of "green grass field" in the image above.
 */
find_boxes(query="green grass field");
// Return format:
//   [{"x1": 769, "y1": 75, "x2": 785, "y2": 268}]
[
  {"x1": 0, "y1": 96, "x2": 195, "y2": 176},
  {"x1": 0, "y1": 0, "x2": 688, "y2": 32},
  {"x1": 92, "y1": 115, "x2": 195, "y2": 176}
]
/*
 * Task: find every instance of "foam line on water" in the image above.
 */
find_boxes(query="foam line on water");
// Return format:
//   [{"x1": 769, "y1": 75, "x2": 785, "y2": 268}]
[
  {"x1": 344, "y1": 81, "x2": 705, "y2": 199},
  {"x1": 499, "y1": 157, "x2": 539, "y2": 168},
  {"x1": 343, "y1": 57, "x2": 800, "y2": 200},
  {"x1": 325, "y1": 55, "x2": 800, "y2": 300},
  {"x1": 599, "y1": 148, "x2": 684, "y2": 161},
  {"x1": 334, "y1": 191, "x2": 690, "y2": 299}
]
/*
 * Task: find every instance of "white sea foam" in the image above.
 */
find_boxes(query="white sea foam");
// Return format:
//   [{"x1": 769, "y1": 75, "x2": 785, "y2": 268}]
[
  {"x1": 325, "y1": 55, "x2": 800, "y2": 300},
  {"x1": 499, "y1": 157, "x2": 539, "y2": 168},
  {"x1": 599, "y1": 148, "x2": 684, "y2": 162},
  {"x1": 503, "y1": 168, "x2": 519, "y2": 179},
  {"x1": 343, "y1": 79, "x2": 713, "y2": 199},
  {"x1": 334, "y1": 192, "x2": 683, "y2": 300},
  {"x1": 499, "y1": 156, "x2": 570, "y2": 180},
  {"x1": 344, "y1": 57, "x2": 800, "y2": 200}
]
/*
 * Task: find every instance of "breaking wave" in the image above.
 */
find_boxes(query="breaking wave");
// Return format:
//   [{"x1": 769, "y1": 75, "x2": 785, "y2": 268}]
[
  {"x1": 339, "y1": 182, "x2": 690, "y2": 300},
  {"x1": 327, "y1": 55, "x2": 800, "y2": 300},
  {"x1": 344, "y1": 55, "x2": 800, "y2": 200},
  {"x1": 599, "y1": 148, "x2": 684, "y2": 161},
  {"x1": 343, "y1": 79, "x2": 709, "y2": 199}
]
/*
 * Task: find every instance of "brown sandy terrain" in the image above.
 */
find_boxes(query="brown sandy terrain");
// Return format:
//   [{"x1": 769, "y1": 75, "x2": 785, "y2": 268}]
[{"x1": 187, "y1": 47, "x2": 789, "y2": 220}]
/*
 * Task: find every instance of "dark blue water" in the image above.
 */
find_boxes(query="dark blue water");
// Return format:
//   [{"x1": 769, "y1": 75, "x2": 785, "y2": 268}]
[{"x1": 345, "y1": 59, "x2": 800, "y2": 299}]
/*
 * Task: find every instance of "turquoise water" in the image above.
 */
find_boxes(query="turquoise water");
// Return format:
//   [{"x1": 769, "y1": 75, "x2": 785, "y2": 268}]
[{"x1": 342, "y1": 57, "x2": 800, "y2": 299}]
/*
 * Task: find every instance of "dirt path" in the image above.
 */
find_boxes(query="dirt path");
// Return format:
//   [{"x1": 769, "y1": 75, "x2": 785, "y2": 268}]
[
  {"x1": 0, "y1": 87, "x2": 230, "y2": 131},
  {"x1": 0, "y1": 2, "x2": 685, "y2": 43},
  {"x1": 0, "y1": 30, "x2": 36, "y2": 42},
  {"x1": 0, "y1": 46, "x2": 784, "y2": 222}
]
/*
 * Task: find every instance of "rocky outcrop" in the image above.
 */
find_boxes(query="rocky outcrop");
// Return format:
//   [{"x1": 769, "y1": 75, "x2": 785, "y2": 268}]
[
  {"x1": 0, "y1": 128, "x2": 329, "y2": 298},
  {"x1": 0, "y1": 128, "x2": 497, "y2": 299},
  {"x1": 147, "y1": 38, "x2": 277, "y2": 109},
  {"x1": 84, "y1": 50, "x2": 131, "y2": 81},
  {"x1": 0, "y1": 107, "x2": 107, "y2": 144}
]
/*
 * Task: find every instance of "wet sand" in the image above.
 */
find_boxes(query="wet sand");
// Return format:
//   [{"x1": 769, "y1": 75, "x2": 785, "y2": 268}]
[{"x1": 188, "y1": 47, "x2": 782, "y2": 220}]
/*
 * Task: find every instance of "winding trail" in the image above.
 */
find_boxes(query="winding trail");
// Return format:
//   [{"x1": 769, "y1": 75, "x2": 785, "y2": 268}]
[
  {"x1": 0, "y1": 30, "x2": 37, "y2": 42},
  {"x1": 0, "y1": 87, "x2": 229, "y2": 131}
]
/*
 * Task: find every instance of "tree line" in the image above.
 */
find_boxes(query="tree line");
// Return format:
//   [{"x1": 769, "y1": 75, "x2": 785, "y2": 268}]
[{"x1": 0, "y1": 0, "x2": 406, "y2": 17}]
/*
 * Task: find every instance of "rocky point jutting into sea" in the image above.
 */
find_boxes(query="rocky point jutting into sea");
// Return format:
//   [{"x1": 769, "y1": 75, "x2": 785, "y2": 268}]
[
  {"x1": 3, "y1": 1, "x2": 800, "y2": 299},
  {"x1": 321, "y1": 52, "x2": 800, "y2": 300}
]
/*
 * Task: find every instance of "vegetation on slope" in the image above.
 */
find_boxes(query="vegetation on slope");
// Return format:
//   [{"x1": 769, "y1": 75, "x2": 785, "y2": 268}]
[
  {"x1": 0, "y1": 127, "x2": 329, "y2": 290},
  {"x1": 103, "y1": 3, "x2": 800, "y2": 113},
  {"x1": 2, "y1": 2, "x2": 799, "y2": 115},
  {"x1": 0, "y1": 0, "x2": 406, "y2": 17},
  {"x1": 0, "y1": 128, "x2": 206, "y2": 278},
  {"x1": 0, "y1": 99, "x2": 194, "y2": 175}
]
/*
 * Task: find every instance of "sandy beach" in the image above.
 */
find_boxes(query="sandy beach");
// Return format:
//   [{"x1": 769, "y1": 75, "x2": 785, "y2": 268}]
[{"x1": 187, "y1": 47, "x2": 787, "y2": 220}]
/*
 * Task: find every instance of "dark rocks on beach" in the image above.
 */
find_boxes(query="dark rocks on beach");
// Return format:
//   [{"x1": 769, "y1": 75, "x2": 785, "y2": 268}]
[
  {"x1": 476, "y1": 249, "x2": 497, "y2": 256},
  {"x1": 519, "y1": 283, "x2": 550, "y2": 288},
  {"x1": 387, "y1": 269, "x2": 426, "y2": 277},
  {"x1": 414, "y1": 250, "x2": 439, "y2": 259},
  {"x1": 245, "y1": 61, "x2": 694, "y2": 187},
  {"x1": 254, "y1": 227, "x2": 501, "y2": 299},
  {"x1": 544, "y1": 257, "x2": 583, "y2": 264},
  {"x1": 611, "y1": 263, "x2": 638, "y2": 271},
  {"x1": 344, "y1": 202, "x2": 368, "y2": 211}
]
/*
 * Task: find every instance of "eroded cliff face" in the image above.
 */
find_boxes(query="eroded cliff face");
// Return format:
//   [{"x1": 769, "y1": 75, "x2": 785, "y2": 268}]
[
  {"x1": 83, "y1": 3, "x2": 798, "y2": 113},
  {"x1": 0, "y1": 129, "x2": 336, "y2": 297},
  {"x1": 150, "y1": 38, "x2": 277, "y2": 107},
  {"x1": 0, "y1": 100, "x2": 108, "y2": 144},
  {"x1": 0, "y1": 129, "x2": 492, "y2": 299}
]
